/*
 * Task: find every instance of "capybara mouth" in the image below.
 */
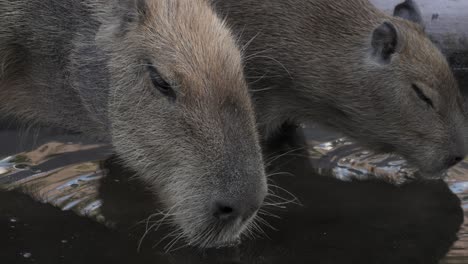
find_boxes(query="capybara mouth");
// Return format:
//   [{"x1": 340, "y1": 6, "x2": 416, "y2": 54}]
[
  {"x1": 189, "y1": 235, "x2": 242, "y2": 249},
  {"x1": 137, "y1": 215, "x2": 245, "y2": 252},
  {"x1": 140, "y1": 201, "x2": 261, "y2": 251},
  {"x1": 182, "y1": 214, "x2": 255, "y2": 249}
]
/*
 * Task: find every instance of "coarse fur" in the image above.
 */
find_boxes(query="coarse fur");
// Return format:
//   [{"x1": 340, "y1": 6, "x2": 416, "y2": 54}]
[
  {"x1": 212, "y1": 0, "x2": 468, "y2": 178},
  {"x1": 0, "y1": 0, "x2": 267, "y2": 248}
]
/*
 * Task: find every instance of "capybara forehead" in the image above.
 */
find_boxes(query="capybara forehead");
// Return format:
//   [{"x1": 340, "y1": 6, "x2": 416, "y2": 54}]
[{"x1": 137, "y1": 0, "x2": 248, "y2": 102}]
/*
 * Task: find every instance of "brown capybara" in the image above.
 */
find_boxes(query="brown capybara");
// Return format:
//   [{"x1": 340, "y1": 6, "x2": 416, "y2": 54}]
[
  {"x1": 212, "y1": 0, "x2": 467, "y2": 179},
  {"x1": 0, "y1": 0, "x2": 267, "y2": 248}
]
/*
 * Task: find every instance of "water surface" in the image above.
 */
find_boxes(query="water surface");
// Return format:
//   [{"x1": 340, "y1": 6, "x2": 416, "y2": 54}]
[{"x1": 0, "y1": 126, "x2": 466, "y2": 263}]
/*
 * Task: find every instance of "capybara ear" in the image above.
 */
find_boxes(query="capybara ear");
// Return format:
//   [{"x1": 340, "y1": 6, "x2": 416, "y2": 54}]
[
  {"x1": 370, "y1": 21, "x2": 401, "y2": 64},
  {"x1": 94, "y1": 0, "x2": 148, "y2": 48},
  {"x1": 393, "y1": 0, "x2": 425, "y2": 28}
]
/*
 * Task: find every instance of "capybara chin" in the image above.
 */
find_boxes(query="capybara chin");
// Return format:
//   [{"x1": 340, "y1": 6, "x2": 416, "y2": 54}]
[
  {"x1": 212, "y1": 0, "x2": 468, "y2": 179},
  {"x1": 0, "y1": 0, "x2": 267, "y2": 248}
]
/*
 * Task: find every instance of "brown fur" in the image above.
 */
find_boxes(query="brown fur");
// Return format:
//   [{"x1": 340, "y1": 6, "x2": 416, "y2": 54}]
[{"x1": 212, "y1": 0, "x2": 467, "y2": 178}]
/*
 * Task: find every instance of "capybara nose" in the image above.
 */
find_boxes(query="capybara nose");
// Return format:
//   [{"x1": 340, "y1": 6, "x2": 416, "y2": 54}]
[
  {"x1": 212, "y1": 197, "x2": 262, "y2": 222},
  {"x1": 447, "y1": 156, "x2": 464, "y2": 168}
]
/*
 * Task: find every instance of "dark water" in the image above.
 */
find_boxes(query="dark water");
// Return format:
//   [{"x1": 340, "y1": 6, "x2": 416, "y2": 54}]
[{"x1": 0, "y1": 126, "x2": 465, "y2": 264}]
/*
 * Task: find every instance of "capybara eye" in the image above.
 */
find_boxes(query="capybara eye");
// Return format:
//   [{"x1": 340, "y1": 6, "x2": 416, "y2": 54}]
[
  {"x1": 147, "y1": 65, "x2": 176, "y2": 101},
  {"x1": 412, "y1": 84, "x2": 433, "y2": 108}
]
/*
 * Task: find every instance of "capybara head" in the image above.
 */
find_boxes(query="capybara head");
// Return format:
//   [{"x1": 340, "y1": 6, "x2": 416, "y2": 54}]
[
  {"x1": 303, "y1": 0, "x2": 467, "y2": 179},
  {"x1": 212, "y1": 0, "x2": 467, "y2": 179},
  {"x1": 351, "y1": 0, "x2": 467, "y2": 178},
  {"x1": 95, "y1": 0, "x2": 267, "y2": 248}
]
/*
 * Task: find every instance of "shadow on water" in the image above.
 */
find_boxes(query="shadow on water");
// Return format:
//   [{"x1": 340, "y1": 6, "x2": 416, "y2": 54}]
[{"x1": 0, "y1": 127, "x2": 463, "y2": 264}]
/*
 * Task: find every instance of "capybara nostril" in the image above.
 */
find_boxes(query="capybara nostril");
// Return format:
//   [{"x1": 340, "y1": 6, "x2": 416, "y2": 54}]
[
  {"x1": 213, "y1": 197, "x2": 262, "y2": 222},
  {"x1": 448, "y1": 156, "x2": 464, "y2": 168},
  {"x1": 213, "y1": 202, "x2": 237, "y2": 221}
]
